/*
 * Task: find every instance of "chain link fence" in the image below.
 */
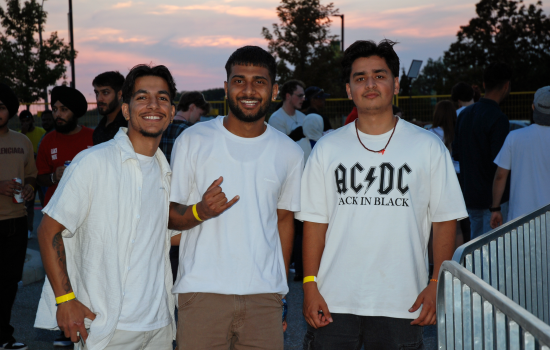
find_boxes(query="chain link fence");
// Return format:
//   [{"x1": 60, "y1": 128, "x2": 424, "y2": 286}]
[{"x1": 8, "y1": 91, "x2": 535, "y2": 131}]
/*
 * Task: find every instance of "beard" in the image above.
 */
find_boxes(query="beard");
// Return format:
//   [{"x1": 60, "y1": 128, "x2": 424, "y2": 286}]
[
  {"x1": 228, "y1": 95, "x2": 271, "y2": 123},
  {"x1": 139, "y1": 128, "x2": 164, "y2": 138},
  {"x1": 98, "y1": 97, "x2": 119, "y2": 116},
  {"x1": 54, "y1": 115, "x2": 78, "y2": 134}
]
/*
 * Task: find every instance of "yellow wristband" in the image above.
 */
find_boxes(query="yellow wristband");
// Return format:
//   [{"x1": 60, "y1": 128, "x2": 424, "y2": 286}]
[
  {"x1": 55, "y1": 292, "x2": 76, "y2": 305},
  {"x1": 192, "y1": 204, "x2": 203, "y2": 222},
  {"x1": 430, "y1": 279, "x2": 438, "y2": 283},
  {"x1": 28, "y1": 184, "x2": 35, "y2": 192},
  {"x1": 303, "y1": 276, "x2": 317, "y2": 284}
]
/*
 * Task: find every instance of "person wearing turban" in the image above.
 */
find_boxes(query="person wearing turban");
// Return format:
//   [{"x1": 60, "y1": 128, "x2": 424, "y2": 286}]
[
  {"x1": 0, "y1": 83, "x2": 38, "y2": 350},
  {"x1": 35, "y1": 85, "x2": 94, "y2": 208}
]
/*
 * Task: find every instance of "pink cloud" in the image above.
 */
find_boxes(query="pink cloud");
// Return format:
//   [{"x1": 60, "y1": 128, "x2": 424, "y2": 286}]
[
  {"x1": 150, "y1": 4, "x2": 276, "y2": 19},
  {"x1": 172, "y1": 36, "x2": 266, "y2": 48}
]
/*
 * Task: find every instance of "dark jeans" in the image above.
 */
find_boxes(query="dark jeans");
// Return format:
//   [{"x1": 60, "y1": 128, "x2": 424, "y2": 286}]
[
  {"x1": 0, "y1": 216, "x2": 28, "y2": 344},
  {"x1": 303, "y1": 314, "x2": 424, "y2": 350}
]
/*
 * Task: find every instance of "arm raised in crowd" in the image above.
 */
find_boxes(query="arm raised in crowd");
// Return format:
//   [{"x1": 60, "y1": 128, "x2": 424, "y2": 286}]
[
  {"x1": 37, "y1": 214, "x2": 96, "y2": 343},
  {"x1": 302, "y1": 222, "x2": 333, "y2": 329},
  {"x1": 168, "y1": 176, "x2": 239, "y2": 232},
  {"x1": 409, "y1": 219, "x2": 456, "y2": 326}
]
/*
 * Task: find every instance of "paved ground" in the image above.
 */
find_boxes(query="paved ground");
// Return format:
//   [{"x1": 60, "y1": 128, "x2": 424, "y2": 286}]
[{"x1": 10, "y1": 208, "x2": 437, "y2": 349}]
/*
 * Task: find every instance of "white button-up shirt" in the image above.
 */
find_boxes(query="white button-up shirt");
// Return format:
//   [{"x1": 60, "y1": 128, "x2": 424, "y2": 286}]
[{"x1": 34, "y1": 128, "x2": 179, "y2": 349}]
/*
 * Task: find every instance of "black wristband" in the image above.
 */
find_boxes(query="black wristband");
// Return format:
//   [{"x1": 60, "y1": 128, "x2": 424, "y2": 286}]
[{"x1": 489, "y1": 206, "x2": 501, "y2": 212}]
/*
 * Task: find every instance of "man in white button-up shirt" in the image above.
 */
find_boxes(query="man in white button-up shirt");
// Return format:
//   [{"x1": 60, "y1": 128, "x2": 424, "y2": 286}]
[{"x1": 35, "y1": 64, "x2": 181, "y2": 350}]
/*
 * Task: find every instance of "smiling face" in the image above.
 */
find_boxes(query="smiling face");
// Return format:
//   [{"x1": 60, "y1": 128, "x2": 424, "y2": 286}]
[
  {"x1": 224, "y1": 64, "x2": 278, "y2": 123},
  {"x1": 122, "y1": 75, "x2": 174, "y2": 139},
  {"x1": 346, "y1": 55, "x2": 399, "y2": 114}
]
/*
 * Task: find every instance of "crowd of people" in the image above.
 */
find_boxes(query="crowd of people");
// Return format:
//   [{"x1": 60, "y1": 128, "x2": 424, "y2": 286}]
[{"x1": 0, "y1": 38, "x2": 548, "y2": 350}]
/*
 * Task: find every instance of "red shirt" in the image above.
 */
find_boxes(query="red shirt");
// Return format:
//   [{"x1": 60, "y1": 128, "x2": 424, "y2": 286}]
[
  {"x1": 36, "y1": 127, "x2": 94, "y2": 206},
  {"x1": 345, "y1": 107, "x2": 358, "y2": 125}
]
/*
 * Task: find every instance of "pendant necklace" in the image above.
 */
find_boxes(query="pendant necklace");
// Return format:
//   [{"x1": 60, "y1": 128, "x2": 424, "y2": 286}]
[{"x1": 355, "y1": 117, "x2": 398, "y2": 155}]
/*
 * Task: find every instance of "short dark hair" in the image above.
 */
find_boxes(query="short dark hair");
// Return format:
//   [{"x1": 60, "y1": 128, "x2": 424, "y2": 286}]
[
  {"x1": 225, "y1": 46, "x2": 277, "y2": 84},
  {"x1": 122, "y1": 64, "x2": 177, "y2": 105},
  {"x1": 19, "y1": 110, "x2": 33, "y2": 120},
  {"x1": 92, "y1": 71, "x2": 125, "y2": 92},
  {"x1": 451, "y1": 82, "x2": 474, "y2": 102},
  {"x1": 342, "y1": 39, "x2": 400, "y2": 83},
  {"x1": 279, "y1": 80, "x2": 305, "y2": 101},
  {"x1": 177, "y1": 91, "x2": 211, "y2": 114},
  {"x1": 483, "y1": 62, "x2": 512, "y2": 92}
]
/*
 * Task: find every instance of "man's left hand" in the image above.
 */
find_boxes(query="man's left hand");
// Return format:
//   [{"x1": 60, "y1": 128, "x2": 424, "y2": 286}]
[
  {"x1": 21, "y1": 184, "x2": 35, "y2": 201},
  {"x1": 409, "y1": 282, "x2": 437, "y2": 326}
]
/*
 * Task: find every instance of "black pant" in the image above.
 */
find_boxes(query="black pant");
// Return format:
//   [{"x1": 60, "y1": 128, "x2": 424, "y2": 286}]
[
  {"x1": 0, "y1": 216, "x2": 28, "y2": 344},
  {"x1": 303, "y1": 314, "x2": 424, "y2": 350}
]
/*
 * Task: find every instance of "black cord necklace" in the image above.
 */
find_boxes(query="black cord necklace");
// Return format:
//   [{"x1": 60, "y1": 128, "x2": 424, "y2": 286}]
[{"x1": 354, "y1": 117, "x2": 398, "y2": 155}]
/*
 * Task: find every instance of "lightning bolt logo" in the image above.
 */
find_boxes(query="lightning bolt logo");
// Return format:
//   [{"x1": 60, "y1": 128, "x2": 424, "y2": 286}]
[{"x1": 364, "y1": 166, "x2": 377, "y2": 194}]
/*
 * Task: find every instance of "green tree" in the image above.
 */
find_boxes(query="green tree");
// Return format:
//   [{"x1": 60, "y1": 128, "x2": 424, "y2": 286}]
[
  {"x1": 443, "y1": 0, "x2": 550, "y2": 92},
  {"x1": 262, "y1": 0, "x2": 344, "y2": 97},
  {"x1": 0, "y1": 0, "x2": 75, "y2": 104}
]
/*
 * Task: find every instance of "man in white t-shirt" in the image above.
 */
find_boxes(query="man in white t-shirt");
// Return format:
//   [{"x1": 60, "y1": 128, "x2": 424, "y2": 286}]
[
  {"x1": 490, "y1": 86, "x2": 550, "y2": 228},
  {"x1": 268, "y1": 79, "x2": 307, "y2": 141},
  {"x1": 298, "y1": 40, "x2": 467, "y2": 349},
  {"x1": 35, "y1": 65, "x2": 181, "y2": 350},
  {"x1": 169, "y1": 46, "x2": 303, "y2": 350},
  {"x1": 451, "y1": 82, "x2": 474, "y2": 117}
]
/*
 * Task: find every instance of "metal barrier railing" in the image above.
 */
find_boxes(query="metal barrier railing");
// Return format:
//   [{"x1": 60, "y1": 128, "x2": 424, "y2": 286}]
[
  {"x1": 10, "y1": 91, "x2": 535, "y2": 131},
  {"x1": 437, "y1": 260, "x2": 550, "y2": 350},
  {"x1": 453, "y1": 204, "x2": 550, "y2": 325}
]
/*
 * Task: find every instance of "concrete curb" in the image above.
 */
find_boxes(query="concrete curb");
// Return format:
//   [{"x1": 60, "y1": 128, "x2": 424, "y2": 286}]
[{"x1": 22, "y1": 248, "x2": 45, "y2": 286}]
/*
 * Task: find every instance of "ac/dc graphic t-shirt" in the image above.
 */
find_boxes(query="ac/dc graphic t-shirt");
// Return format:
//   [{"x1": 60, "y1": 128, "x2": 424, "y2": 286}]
[{"x1": 296, "y1": 118, "x2": 468, "y2": 319}]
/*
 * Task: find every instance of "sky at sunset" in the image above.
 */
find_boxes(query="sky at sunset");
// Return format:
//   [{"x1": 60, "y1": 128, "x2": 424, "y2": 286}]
[{"x1": 32, "y1": 0, "x2": 550, "y2": 101}]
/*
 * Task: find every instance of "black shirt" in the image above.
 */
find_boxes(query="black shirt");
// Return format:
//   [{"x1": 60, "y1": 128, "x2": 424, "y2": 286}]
[
  {"x1": 305, "y1": 107, "x2": 332, "y2": 131},
  {"x1": 452, "y1": 98, "x2": 510, "y2": 209},
  {"x1": 92, "y1": 110, "x2": 128, "y2": 145}
]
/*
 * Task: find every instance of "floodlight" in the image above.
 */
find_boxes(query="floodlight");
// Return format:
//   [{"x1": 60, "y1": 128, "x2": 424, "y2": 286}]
[{"x1": 407, "y1": 60, "x2": 423, "y2": 79}]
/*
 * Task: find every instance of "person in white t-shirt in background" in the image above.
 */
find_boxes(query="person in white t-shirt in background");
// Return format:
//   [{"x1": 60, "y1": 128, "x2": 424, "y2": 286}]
[
  {"x1": 451, "y1": 82, "x2": 474, "y2": 117},
  {"x1": 490, "y1": 86, "x2": 550, "y2": 228},
  {"x1": 35, "y1": 64, "x2": 181, "y2": 350},
  {"x1": 298, "y1": 39, "x2": 467, "y2": 350},
  {"x1": 169, "y1": 46, "x2": 303, "y2": 350},
  {"x1": 268, "y1": 79, "x2": 307, "y2": 141}
]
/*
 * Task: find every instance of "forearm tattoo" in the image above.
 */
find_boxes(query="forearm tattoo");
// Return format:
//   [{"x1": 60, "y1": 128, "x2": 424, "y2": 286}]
[{"x1": 52, "y1": 231, "x2": 72, "y2": 293}]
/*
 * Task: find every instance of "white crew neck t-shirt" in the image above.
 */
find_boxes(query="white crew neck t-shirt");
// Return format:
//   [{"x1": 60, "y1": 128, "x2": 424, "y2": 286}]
[
  {"x1": 296, "y1": 119, "x2": 467, "y2": 319},
  {"x1": 170, "y1": 116, "x2": 304, "y2": 295},
  {"x1": 117, "y1": 153, "x2": 171, "y2": 331},
  {"x1": 494, "y1": 124, "x2": 550, "y2": 221},
  {"x1": 268, "y1": 107, "x2": 306, "y2": 135},
  {"x1": 428, "y1": 126, "x2": 460, "y2": 173}
]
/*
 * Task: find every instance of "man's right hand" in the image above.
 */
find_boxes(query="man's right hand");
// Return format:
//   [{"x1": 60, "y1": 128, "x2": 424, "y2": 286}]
[
  {"x1": 54, "y1": 166, "x2": 67, "y2": 183},
  {"x1": 0, "y1": 179, "x2": 22, "y2": 197},
  {"x1": 303, "y1": 283, "x2": 333, "y2": 329},
  {"x1": 490, "y1": 211, "x2": 503, "y2": 229},
  {"x1": 196, "y1": 177, "x2": 239, "y2": 220},
  {"x1": 56, "y1": 299, "x2": 96, "y2": 343}
]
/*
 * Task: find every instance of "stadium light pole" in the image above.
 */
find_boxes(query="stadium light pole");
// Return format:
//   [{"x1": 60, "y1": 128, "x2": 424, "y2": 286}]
[
  {"x1": 38, "y1": 0, "x2": 49, "y2": 109},
  {"x1": 406, "y1": 60, "x2": 423, "y2": 120},
  {"x1": 68, "y1": 0, "x2": 75, "y2": 88},
  {"x1": 333, "y1": 14, "x2": 344, "y2": 52}
]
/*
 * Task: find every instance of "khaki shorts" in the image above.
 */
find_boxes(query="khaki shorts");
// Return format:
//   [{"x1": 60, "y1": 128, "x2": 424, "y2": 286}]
[
  {"x1": 176, "y1": 292, "x2": 284, "y2": 350},
  {"x1": 76, "y1": 323, "x2": 172, "y2": 350}
]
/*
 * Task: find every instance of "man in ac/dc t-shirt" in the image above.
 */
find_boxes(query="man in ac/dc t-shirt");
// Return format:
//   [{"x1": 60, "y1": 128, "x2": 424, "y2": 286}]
[
  {"x1": 297, "y1": 40, "x2": 468, "y2": 349},
  {"x1": 36, "y1": 86, "x2": 93, "y2": 206}
]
